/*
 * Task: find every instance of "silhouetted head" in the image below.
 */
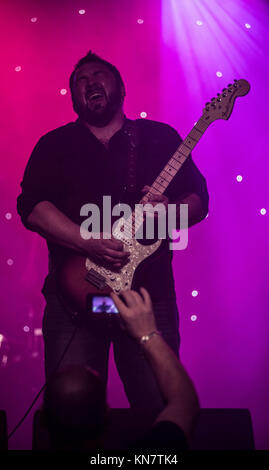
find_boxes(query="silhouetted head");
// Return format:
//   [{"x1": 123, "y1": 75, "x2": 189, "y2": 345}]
[
  {"x1": 43, "y1": 365, "x2": 107, "y2": 449},
  {"x1": 69, "y1": 51, "x2": 125, "y2": 127}
]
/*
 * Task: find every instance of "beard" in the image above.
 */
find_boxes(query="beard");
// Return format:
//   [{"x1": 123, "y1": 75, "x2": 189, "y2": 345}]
[{"x1": 73, "y1": 85, "x2": 123, "y2": 127}]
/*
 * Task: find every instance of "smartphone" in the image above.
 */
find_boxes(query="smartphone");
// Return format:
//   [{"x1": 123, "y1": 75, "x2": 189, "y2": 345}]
[{"x1": 90, "y1": 295, "x2": 119, "y2": 314}]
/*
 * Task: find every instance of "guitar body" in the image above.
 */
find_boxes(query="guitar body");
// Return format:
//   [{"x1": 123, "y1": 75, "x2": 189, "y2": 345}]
[{"x1": 57, "y1": 237, "x2": 162, "y2": 314}]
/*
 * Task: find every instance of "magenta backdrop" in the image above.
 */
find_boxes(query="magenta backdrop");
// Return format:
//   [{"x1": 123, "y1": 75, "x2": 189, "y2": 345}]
[{"x1": 0, "y1": 0, "x2": 268, "y2": 449}]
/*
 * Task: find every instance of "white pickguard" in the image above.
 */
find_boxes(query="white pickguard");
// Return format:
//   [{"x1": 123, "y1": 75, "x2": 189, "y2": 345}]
[{"x1": 85, "y1": 236, "x2": 161, "y2": 293}]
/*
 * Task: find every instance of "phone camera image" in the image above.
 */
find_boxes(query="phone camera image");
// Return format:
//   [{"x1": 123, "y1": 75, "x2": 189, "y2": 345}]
[{"x1": 92, "y1": 296, "x2": 119, "y2": 314}]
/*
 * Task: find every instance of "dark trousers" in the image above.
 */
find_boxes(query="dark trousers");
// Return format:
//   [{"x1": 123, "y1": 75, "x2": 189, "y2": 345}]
[{"x1": 42, "y1": 293, "x2": 180, "y2": 411}]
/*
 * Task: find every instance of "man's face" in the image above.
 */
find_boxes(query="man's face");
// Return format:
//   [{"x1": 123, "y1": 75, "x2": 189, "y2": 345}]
[{"x1": 72, "y1": 62, "x2": 124, "y2": 127}]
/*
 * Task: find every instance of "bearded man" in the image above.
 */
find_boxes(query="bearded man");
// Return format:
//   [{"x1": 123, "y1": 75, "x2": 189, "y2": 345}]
[{"x1": 17, "y1": 51, "x2": 208, "y2": 411}]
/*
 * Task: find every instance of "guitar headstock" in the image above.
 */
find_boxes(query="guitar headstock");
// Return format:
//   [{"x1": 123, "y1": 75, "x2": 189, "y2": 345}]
[{"x1": 202, "y1": 79, "x2": 250, "y2": 123}]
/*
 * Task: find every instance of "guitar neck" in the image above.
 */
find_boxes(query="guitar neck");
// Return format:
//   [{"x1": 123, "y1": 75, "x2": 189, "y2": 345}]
[
  {"x1": 112, "y1": 78, "x2": 250, "y2": 239},
  {"x1": 113, "y1": 115, "x2": 210, "y2": 240},
  {"x1": 140, "y1": 115, "x2": 210, "y2": 204}
]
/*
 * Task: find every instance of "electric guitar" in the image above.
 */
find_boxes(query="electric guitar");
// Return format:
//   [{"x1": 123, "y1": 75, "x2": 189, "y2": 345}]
[{"x1": 57, "y1": 79, "x2": 250, "y2": 315}]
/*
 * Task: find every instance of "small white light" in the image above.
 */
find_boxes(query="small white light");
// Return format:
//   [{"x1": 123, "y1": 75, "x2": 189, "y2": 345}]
[
  {"x1": 260, "y1": 208, "x2": 266, "y2": 215},
  {"x1": 60, "y1": 88, "x2": 67, "y2": 95},
  {"x1": 5, "y1": 212, "x2": 12, "y2": 220},
  {"x1": 140, "y1": 111, "x2": 147, "y2": 118},
  {"x1": 205, "y1": 213, "x2": 209, "y2": 218},
  {"x1": 137, "y1": 18, "x2": 144, "y2": 24},
  {"x1": 245, "y1": 23, "x2": 251, "y2": 29},
  {"x1": 7, "y1": 259, "x2": 14, "y2": 266},
  {"x1": 34, "y1": 328, "x2": 43, "y2": 337},
  {"x1": 30, "y1": 17, "x2": 38, "y2": 23},
  {"x1": 23, "y1": 326, "x2": 30, "y2": 333},
  {"x1": 196, "y1": 20, "x2": 203, "y2": 26},
  {"x1": 15, "y1": 66, "x2": 22, "y2": 72},
  {"x1": 216, "y1": 71, "x2": 223, "y2": 77},
  {"x1": 78, "y1": 9, "x2": 86, "y2": 15},
  {"x1": 2, "y1": 355, "x2": 8, "y2": 366},
  {"x1": 191, "y1": 315, "x2": 197, "y2": 322},
  {"x1": 0, "y1": 334, "x2": 4, "y2": 344},
  {"x1": 236, "y1": 175, "x2": 243, "y2": 182},
  {"x1": 192, "y1": 290, "x2": 198, "y2": 297},
  {"x1": 194, "y1": 121, "x2": 197, "y2": 126}
]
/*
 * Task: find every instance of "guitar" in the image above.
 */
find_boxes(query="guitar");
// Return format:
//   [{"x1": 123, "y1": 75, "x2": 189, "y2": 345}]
[{"x1": 57, "y1": 79, "x2": 250, "y2": 315}]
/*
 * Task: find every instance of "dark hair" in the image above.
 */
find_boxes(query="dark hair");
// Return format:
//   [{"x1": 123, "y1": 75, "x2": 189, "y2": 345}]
[{"x1": 69, "y1": 50, "x2": 124, "y2": 95}]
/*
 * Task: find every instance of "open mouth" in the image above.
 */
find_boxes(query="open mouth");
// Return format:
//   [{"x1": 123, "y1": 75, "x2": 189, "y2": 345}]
[{"x1": 86, "y1": 91, "x2": 105, "y2": 101}]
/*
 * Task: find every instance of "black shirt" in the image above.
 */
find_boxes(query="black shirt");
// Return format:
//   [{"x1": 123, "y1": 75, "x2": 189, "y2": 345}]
[{"x1": 17, "y1": 117, "x2": 209, "y2": 301}]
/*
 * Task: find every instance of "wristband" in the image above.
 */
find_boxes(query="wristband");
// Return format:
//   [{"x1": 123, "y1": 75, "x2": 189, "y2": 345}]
[{"x1": 140, "y1": 330, "x2": 161, "y2": 345}]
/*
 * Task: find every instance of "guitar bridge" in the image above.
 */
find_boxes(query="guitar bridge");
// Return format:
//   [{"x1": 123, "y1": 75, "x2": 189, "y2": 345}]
[{"x1": 85, "y1": 268, "x2": 107, "y2": 290}]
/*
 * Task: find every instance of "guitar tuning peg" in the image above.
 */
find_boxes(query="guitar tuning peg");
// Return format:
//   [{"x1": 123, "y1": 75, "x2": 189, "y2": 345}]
[
  {"x1": 227, "y1": 83, "x2": 232, "y2": 87},
  {"x1": 217, "y1": 93, "x2": 220, "y2": 96},
  {"x1": 234, "y1": 79, "x2": 238, "y2": 82},
  {"x1": 222, "y1": 88, "x2": 227, "y2": 92},
  {"x1": 205, "y1": 102, "x2": 210, "y2": 105},
  {"x1": 211, "y1": 97, "x2": 215, "y2": 101}
]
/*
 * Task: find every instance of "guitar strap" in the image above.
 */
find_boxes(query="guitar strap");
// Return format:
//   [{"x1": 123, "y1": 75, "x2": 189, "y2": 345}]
[{"x1": 123, "y1": 121, "x2": 139, "y2": 193}]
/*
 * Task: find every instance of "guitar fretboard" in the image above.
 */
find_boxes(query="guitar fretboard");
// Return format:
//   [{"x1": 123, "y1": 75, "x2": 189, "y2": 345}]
[
  {"x1": 113, "y1": 116, "x2": 210, "y2": 239},
  {"x1": 142, "y1": 116, "x2": 209, "y2": 202}
]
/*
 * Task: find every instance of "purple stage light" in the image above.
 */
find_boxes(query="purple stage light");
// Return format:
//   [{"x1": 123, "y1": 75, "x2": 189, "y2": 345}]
[{"x1": 0, "y1": 0, "x2": 268, "y2": 450}]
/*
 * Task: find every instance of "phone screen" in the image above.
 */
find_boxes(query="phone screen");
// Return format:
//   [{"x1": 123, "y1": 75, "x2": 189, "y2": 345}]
[{"x1": 92, "y1": 295, "x2": 119, "y2": 314}]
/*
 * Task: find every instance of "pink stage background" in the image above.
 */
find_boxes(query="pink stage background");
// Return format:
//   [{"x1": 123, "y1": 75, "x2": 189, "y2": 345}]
[{"x1": 0, "y1": 0, "x2": 268, "y2": 449}]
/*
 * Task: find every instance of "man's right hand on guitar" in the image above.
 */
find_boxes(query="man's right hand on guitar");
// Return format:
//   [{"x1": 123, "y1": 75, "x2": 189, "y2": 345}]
[{"x1": 84, "y1": 233, "x2": 130, "y2": 270}]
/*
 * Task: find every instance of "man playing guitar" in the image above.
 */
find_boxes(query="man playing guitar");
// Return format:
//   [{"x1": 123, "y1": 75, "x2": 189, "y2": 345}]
[{"x1": 17, "y1": 51, "x2": 209, "y2": 411}]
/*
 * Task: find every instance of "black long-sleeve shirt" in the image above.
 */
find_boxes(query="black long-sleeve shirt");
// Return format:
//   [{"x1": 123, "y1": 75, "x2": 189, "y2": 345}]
[{"x1": 17, "y1": 117, "x2": 209, "y2": 301}]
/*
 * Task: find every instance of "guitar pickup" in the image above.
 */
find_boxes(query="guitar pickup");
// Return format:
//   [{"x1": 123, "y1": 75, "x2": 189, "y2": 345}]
[{"x1": 85, "y1": 268, "x2": 107, "y2": 290}]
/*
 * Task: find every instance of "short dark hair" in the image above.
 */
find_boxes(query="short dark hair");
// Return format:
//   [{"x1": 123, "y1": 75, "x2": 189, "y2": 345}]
[{"x1": 69, "y1": 51, "x2": 124, "y2": 95}]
